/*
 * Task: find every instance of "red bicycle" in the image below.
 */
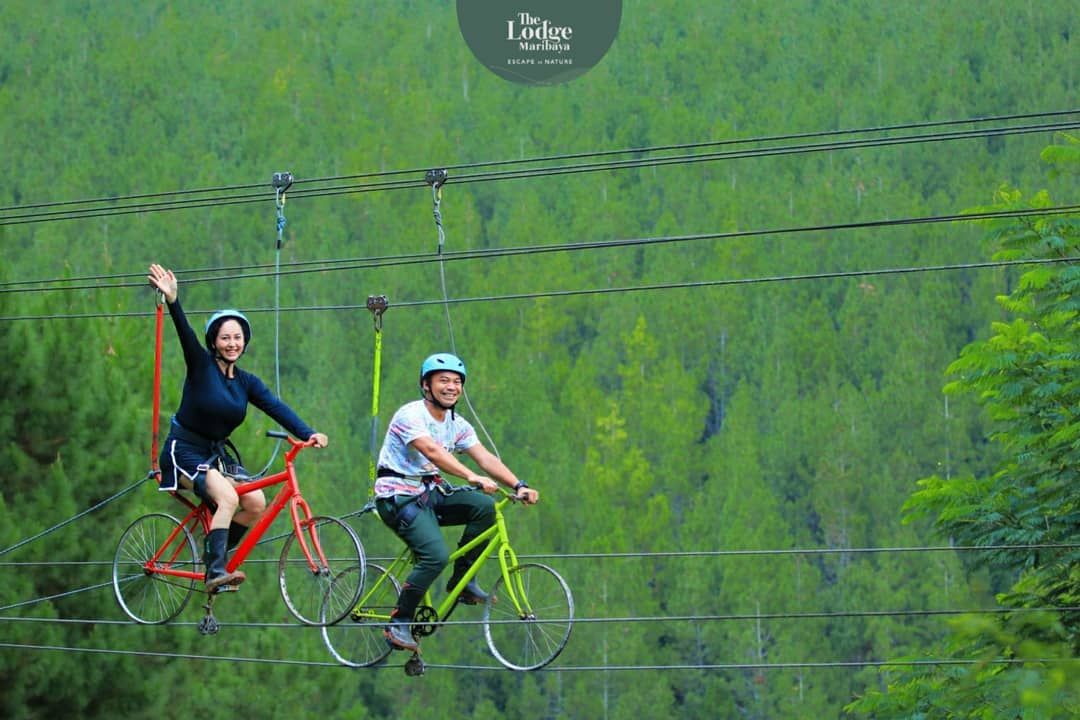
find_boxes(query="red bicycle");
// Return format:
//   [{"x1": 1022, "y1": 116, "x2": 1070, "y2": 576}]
[{"x1": 112, "y1": 431, "x2": 365, "y2": 632}]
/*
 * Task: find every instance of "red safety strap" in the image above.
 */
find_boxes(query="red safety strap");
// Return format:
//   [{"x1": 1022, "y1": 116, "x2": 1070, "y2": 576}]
[{"x1": 150, "y1": 298, "x2": 164, "y2": 475}]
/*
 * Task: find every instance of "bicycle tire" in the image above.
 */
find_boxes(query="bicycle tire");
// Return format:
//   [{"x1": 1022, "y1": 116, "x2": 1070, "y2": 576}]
[
  {"x1": 112, "y1": 512, "x2": 198, "y2": 624},
  {"x1": 321, "y1": 562, "x2": 401, "y2": 668},
  {"x1": 483, "y1": 562, "x2": 574, "y2": 671},
  {"x1": 279, "y1": 515, "x2": 365, "y2": 626}
]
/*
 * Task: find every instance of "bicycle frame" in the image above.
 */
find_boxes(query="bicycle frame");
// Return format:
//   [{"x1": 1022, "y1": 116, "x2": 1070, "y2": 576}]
[
  {"x1": 371, "y1": 495, "x2": 532, "y2": 622},
  {"x1": 144, "y1": 432, "x2": 324, "y2": 582},
  {"x1": 325, "y1": 490, "x2": 572, "y2": 671}
]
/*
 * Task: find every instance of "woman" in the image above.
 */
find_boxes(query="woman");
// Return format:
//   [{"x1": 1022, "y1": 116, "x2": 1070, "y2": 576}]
[{"x1": 148, "y1": 263, "x2": 328, "y2": 592}]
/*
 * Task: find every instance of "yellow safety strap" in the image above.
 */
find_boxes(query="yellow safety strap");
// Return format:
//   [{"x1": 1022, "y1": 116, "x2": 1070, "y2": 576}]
[{"x1": 366, "y1": 295, "x2": 389, "y2": 495}]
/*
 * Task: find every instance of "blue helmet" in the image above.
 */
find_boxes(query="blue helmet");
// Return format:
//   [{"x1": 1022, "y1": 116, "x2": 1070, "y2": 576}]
[
  {"x1": 419, "y1": 353, "x2": 466, "y2": 386},
  {"x1": 204, "y1": 309, "x2": 251, "y2": 352}
]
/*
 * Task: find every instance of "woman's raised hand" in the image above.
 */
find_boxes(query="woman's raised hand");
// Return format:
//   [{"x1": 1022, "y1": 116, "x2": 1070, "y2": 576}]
[{"x1": 147, "y1": 263, "x2": 178, "y2": 304}]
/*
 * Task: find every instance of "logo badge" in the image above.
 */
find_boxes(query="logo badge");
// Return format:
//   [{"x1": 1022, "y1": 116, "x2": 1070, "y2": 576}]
[{"x1": 457, "y1": 1, "x2": 622, "y2": 86}]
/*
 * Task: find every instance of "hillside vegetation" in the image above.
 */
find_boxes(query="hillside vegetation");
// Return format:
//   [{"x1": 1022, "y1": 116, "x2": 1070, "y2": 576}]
[{"x1": 0, "y1": 2, "x2": 1076, "y2": 717}]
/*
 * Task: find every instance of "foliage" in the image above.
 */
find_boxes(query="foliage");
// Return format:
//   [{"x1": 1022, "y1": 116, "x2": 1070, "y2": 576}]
[
  {"x1": 0, "y1": 1, "x2": 1076, "y2": 717},
  {"x1": 849, "y1": 137, "x2": 1080, "y2": 717}
]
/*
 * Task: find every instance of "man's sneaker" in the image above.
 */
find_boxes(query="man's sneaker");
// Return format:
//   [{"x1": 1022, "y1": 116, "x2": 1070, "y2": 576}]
[
  {"x1": 384, "y1": 619, "x2": 419, "y2": 651},
  {"x1": 449, "y1": 578, "x2": 489, "y2": 606}
]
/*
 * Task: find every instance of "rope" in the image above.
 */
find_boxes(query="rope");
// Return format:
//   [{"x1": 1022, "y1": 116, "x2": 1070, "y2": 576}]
[
  {"x1": 2, "y1": 119, "x2": 1073, "y2": 230},
  {"x1": 1, "y1": 540, "x2": 1073, "y2": 572},
  {"x1": 4, "y1": 604, "x2": 1077, "y2": 628},
  {"x1": 4, "y1": 203, "x2": 1074, "y2": 298},
  {"x1": 427, "y1": 172, "x2": 501, "y2": 456},
  {"x1": 0, "y1": 580, "x2": 114, "y2": 613},
  {"x1": 272, "y1": 109, "x2": 1080, "y2": 187},
  {"x1": 1, "y1": 540, "x2": 1076, "y2": 571},
  {"x1": 430, "y1": 657, "x2": 1080, "y2": 673},
  {"x1": 0, "y1": 642, "x2": 342, "y2": 667},
  {"x1": 1, "y1": 109, "x2": 1073, "y2": 216},
  {"x1": 366, "y1": 295, "x2": 388, "y2": 493},
  {"x1": 3, "y1": 254, "x2": 1076, "y2": 324},
  {"x1": 513, "y1": 542, "x2": 1080, "y2": 561},
  {"x1": 252, "y1": 175, "x2": 293, "y2": 476},
  {"x1": 0, "y1": 475, "x2": 150, "y2": 558},
  {"x1": 274, "y1": 181, "x2": 286, "y2": 396},
  {"x1": 0, "y1": 641, "x2": 1075, "y2": 673}
]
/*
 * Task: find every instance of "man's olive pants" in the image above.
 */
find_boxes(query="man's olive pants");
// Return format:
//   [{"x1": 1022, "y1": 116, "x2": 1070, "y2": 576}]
[{"x1": 375, "y1": 487, "x2": 495, "y2": 619}]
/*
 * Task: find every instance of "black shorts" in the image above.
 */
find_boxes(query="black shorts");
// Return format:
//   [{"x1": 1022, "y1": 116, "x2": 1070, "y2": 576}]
[{"x1": 158, "y1": 435, "x2": 248, "y2": 503}]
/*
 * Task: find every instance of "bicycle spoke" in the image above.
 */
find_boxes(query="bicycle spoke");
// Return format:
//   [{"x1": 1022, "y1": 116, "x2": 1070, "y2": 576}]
[
  {"x1": 483, "y1": 562, "x2": 574, "y2": 671},
  {"x1": 279, "y1": 516, "x2": 365, "y2": 626},
  {"x1": 112, "y1": 513, "x2": 198, "y2": 624},
  {"x1": 321, "y1": 563, "x2": 400, "y2": 667}
]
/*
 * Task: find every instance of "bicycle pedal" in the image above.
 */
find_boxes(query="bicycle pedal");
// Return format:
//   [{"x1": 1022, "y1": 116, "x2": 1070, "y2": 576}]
[
  {"x1": 198, "y1": 613, "x2": 220, "y2": 635},
  {"x1": 404, "y1": 652, "x2": 426, "y2": 677},
  {"x1": 199, "y1": 601, "x2": 220, "y2": 635}
]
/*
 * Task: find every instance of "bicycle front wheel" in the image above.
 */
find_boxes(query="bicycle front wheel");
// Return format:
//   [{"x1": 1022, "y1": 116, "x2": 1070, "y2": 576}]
[
  {"x1": 483, "y1": 562, "x2": 574, "y2": 671},
  {"x1": 322, "y1": 562, "x2": 401, "y2": 667},
  {"x1": 112, "y1": 513, "x2": 198, "y2": 624},
  {"x1": 279, "y1": 515, "x2": 365, "y2": 626}
]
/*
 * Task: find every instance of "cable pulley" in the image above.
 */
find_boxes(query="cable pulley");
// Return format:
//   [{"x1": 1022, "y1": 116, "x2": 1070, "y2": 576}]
[
  {"x1": 366, "y1": 294, "x2": 389, "y2": 331},
  {"x1": 272, "y1": 172, "x2": 293, "y2": 249},
  {"x1": 426, "y1": 169, "x2": 449, "y2": 254},
  {"x1": 424, "y1": 168, "x2": 448, "y2": 189}
]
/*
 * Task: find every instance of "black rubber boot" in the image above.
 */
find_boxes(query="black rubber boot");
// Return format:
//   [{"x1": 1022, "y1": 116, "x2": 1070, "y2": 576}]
[
  {"x1": 227, "y1": 521, "x2": 248, "y2": 551},
  {"x1": 204, "y1": 528, "x2": 246, "y2": 593}
]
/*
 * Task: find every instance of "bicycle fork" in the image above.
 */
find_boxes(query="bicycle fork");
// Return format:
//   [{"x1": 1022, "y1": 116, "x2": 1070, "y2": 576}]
[{"x1": 496, "y1": 539, "x2": 535, "y2": 619}]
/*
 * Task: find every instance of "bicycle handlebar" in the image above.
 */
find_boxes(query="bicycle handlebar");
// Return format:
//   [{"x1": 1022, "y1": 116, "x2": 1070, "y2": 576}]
[{"x1": 265, "y1": 429, "x2": 317, "y2": 449}]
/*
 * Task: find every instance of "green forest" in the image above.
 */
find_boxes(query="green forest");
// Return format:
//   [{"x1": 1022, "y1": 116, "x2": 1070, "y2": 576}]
[{"x1": 1, "y1": 2, "x2": 1077, "y2": 718}]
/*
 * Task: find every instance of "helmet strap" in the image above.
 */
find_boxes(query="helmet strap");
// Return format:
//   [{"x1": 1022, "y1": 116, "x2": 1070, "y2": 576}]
[
  {"x1": 421, "y1": 384, "x2": 458, "y2": 418},
  {"x1": 212, "y1": 347, "x2": 243, "y2": 374}
]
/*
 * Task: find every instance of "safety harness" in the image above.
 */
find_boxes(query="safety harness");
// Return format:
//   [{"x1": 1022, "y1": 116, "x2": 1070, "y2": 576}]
[
  {"x1": 374, "y1": 468, "x2": 458, "y2": 531},
  {"x1": 159, "y1": 416, "x2": 249, "y2": 492}
]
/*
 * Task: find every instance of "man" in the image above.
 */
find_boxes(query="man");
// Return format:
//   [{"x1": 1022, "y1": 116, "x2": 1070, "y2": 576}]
[{"x1": 373, "y1": 352, "x2": 539, "y2": 651}]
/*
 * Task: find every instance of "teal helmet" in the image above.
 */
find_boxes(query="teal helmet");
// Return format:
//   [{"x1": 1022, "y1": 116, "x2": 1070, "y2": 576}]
[
  {"x1": 205, "y1": 309, "x2": 251, "y2": 352},
  {"x1": 419, "y1": 353, "x2": 466, "y2": 387}
]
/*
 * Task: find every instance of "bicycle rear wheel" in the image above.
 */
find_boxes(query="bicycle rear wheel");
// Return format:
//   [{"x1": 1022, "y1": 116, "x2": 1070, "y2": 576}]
[
  {"x1": 279, "y1": 515, "x2": 365, "y2": 626},
  {"x1": 112, "y1": 513, "x2": 198, "y2": 624},
  {"x1": 483, "y1": 562, "x2": 574, "y2": 671},
  {"x1": 321, "y1": 563, "x2": 401, "y2": 667}
]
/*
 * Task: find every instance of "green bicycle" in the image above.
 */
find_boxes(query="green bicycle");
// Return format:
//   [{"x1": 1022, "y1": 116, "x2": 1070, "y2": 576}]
[{"x1": 322, "y1": 492, "x2": 573, "y2": 673}]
